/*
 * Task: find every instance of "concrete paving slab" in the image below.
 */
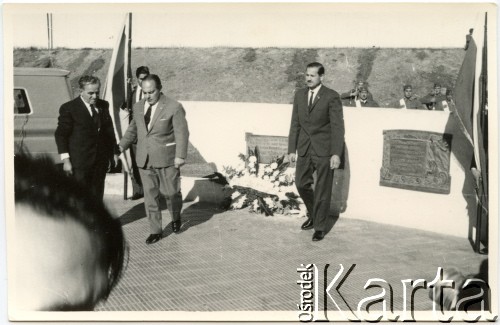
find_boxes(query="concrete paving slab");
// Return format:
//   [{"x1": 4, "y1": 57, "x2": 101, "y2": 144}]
[{"x1": 96, "y1": 194, "x2": 487, "y2": 317}]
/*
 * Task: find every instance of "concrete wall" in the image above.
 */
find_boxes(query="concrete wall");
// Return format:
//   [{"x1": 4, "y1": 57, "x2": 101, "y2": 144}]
[{"x1": 181, "y1": 101, "x2": 476, "y2": 238}]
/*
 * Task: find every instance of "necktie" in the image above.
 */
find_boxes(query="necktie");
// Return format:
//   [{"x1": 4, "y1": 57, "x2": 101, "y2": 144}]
[
  {"x1": 139, "y1": 90, "x2": 143, "y2": 101},
  {"x1": 144, "y1": 104, "x2": 152, "y2": 129},
  {"x1": 90, "y1": 104, "x2": 100, "y2": 129},
  {"x1": 308, "y1": 90, "x2": 314, "y2": 109}
]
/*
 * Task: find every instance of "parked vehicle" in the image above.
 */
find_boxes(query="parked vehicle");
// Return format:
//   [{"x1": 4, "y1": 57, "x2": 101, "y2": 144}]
[{"x1": 14, "y1": 67, "x2": 72, "y2": 162}]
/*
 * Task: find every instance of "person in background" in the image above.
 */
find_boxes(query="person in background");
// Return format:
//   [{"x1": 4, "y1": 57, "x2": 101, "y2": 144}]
[
  {"x1": 54, "y1": 75, "x2": 120, "y2": 201},
  {"x1": 288, "y1": 62, "x2": 345, "y2": 242},
  {"x1": 14, "y1": 152, "x2": 127, "y2": 311},
  {"x1": 394, "y1": 84, "x2": 424, "y2": 109},
  {"x1": 421, "y1": 83, "x2": 446, "y2": 110},
  {"x1": 438, "y1": 89, "x2": 455, "y2": 112},
  {"x1": 354, "y1": 86, "x2": 379, "y2": 107},
  {"x1": 341, "y1": 80, "x2": 373, "y2": 107},
  {"x1": 120, "y1": 74, "x2": 190, "y2": 245}
]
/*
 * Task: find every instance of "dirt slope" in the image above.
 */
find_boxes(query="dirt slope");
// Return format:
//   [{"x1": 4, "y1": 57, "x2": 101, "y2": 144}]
[{"x1": 14, "y1": 47, "x2": 464, "y2": 107}]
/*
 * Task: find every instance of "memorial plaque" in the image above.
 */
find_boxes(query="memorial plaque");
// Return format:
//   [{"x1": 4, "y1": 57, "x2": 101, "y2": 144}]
[
  {"x1": 380, "y1": 130, "x2": 452, "y2": 194},
  {"x1": 245, "y1": 132, "x2": 289, "y2": 163}
]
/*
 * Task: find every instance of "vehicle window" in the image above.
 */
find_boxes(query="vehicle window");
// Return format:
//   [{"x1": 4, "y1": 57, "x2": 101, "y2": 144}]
[{"x1": 14, "y1": 88, "x2": 32, "y2": 115}]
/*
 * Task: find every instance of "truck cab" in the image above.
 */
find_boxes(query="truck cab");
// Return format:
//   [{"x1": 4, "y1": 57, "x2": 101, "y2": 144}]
[{"x1": 14, "y1": 67, "x2": 72, "y2": 162}]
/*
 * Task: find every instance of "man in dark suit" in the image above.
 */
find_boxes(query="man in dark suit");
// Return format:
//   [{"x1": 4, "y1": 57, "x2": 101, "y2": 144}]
[
  {"x1": 127, "y1": 66, "x2": 150, "y2": 200},
  {"x1": 288, "y1": 62, "x2": 345, "y2": 242},
  {"x1": 55, "y1": 75, "x2": 119, "y2": 201},
  {"x1": 119, "y1": 74, "x2": 189, "y2": 245}
]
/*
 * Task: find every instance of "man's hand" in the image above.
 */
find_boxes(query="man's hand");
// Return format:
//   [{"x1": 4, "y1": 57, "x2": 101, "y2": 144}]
[
  {"x1": 174, "y1": 157, "x2": 185, "y2": 169},
  {"x1": 113, "y1": 154, "x2": 120, "y2": 167},
  {"x1": 63, "y1": 158, "x2": 73, "y2": 175},
  {"x1": 288, "y1": 153, "x2": 296, "y2": 163},
  {"x1": 330, "y1": 155, "x2": 341, "y2": 170}
]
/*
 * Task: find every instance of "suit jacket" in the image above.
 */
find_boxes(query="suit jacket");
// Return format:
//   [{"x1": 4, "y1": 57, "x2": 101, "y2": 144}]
[
  {"x1": 55, "y1": 97, "x2": 118, "y2": 169},
  {"x1": 129, "y1": 86, "x2": 143, "y2": 106},
  {"x1": 120, "y1": 93, "x2": 189, "y2": 168},
  {"x1": 288, "y1": 85, "x2": 345, "y2": 157}
]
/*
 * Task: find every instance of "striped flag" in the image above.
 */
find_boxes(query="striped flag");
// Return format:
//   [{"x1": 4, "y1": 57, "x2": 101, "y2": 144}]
[{"x1": 102, "y1": 13, "x2": 134, "y2": 195}]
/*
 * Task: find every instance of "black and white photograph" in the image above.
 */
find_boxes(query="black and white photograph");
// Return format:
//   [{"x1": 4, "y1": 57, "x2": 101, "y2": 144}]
[{"x1": 3, "y1": 2, "x2": 498, "y2": 323}]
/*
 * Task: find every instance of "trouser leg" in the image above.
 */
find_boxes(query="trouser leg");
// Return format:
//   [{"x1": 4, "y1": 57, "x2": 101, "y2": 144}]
[
  {"x1": 73, "y1": 162, "x2": 106, "y2": 202},
  {"x1": 311, "y1": 155, "x2": 334, "y2": 231},
  {"x1": 138, "y1": 168, "x2": 162, "y2": 234},
  {"x1": 295, "y1": 154, "x2": 314, "y2": 218},
  {"x1": 158, "y1": 166, "x2": 183, "y2": 222}
]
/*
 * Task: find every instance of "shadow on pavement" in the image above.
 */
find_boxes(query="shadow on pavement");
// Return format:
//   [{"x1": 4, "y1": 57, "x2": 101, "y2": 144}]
[
  {"x1": 168, "y1": 202, "x2": 225, "y2": 236},
  {"x1": 118, "y1": 198, "x2": 168, "y2": 226}
]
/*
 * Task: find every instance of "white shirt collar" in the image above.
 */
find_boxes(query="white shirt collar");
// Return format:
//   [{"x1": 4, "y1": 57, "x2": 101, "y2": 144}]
[
  {"x1": 80, "y1": 96, "x2": 96, "y2": 116},
  {"x1": 309, "y1": 84, "x2": 322, "y2": 94}
]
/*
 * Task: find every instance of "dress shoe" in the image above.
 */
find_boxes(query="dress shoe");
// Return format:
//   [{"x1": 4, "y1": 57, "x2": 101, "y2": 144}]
[
  {"x1": 301, "y1": 218, "x2": 314, "y2": 230},
  {"x1": 145, "y1": 233, "x2": 162, "y2": 245},
  {"x1": 312, "y1": 231, "x2": 325, "y2": 241},
  {"x1": 131, "y1": 193, "x2": 144, "y2": 200},
  {"x1": 172, "y1": 220, "x2": 181, "y2": 233}
]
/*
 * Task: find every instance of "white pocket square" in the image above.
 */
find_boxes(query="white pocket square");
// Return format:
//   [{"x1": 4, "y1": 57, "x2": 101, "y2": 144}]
[
  {"x1": 166, "y1": 143, "x2": 176, "y2": 147},
  {"x1": 160, "y1": 118, "x2": 167, "y2": 121}
]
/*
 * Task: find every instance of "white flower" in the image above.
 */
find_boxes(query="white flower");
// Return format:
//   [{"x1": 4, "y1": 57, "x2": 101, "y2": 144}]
[
  {"x1": 241, "y1": 169, "x2": 248, "y2": 175},
  {"x1": 264, "y1": 197, "x2": 275, "y2": 208},
  {"x1": 252, "y1": 199, "x2": 259, "y2": 211},
  {"x1": 272, "y1": 170, "x2": 280, "y2": 177},
  {"x1": 231, "y1": 191, "x2": 241, "y2": 199},
  {"x1": 274, "y1": 181, "x2": 280, "y2": 187},
  {"x1": 248, "y1": 156, "x2": 257, "y2": 163},
  {"x1": 279, "y1": 175, "x2": 286, "y2": 183},
  {"x1": 270, "y1": 162, "x2": 278, "y2": 170},
  {"x1": 248, "y1": 162, "x2": 255, "y2": 168},
  {"x1": 265, "y1": 166, "x2": 272, "y2": 174},
  {"x1": 231, "y1": 194, "x2": 247, "y2": 209},
  {"x1": 263, "y1": 175, "x2": 270, "y2": 181},
  {"x1": 250, "y1": 167, "x2": 256, "y2": 173}
]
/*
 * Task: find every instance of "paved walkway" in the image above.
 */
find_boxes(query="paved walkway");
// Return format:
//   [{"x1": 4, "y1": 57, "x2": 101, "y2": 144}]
[{"x1": 97, "y1": 194, "x2": 486, "y2": 318}]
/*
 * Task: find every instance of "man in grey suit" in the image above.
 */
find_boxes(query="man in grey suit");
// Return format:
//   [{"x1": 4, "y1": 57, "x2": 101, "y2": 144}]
[
  {"x1": 119, "y1": 74, "x2": 189, "y2": 245},
  {"x1": 288, "y1": 62, "x2": 345, "y2": 242}
]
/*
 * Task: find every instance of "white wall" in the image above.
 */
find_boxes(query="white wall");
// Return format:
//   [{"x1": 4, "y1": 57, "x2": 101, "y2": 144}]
[{"x1": 181, "y1": 101, "x2": 474, "y2": 238}]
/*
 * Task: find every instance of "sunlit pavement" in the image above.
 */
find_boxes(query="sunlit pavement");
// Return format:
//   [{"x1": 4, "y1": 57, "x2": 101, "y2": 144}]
[{"x1": 97, "y1": 194, "x2": 486, "y2": 314}]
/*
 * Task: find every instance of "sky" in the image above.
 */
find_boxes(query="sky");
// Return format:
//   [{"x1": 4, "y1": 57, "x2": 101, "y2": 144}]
[{"x1": 5, "y1": 3, "x2": 495, "y2": 49}]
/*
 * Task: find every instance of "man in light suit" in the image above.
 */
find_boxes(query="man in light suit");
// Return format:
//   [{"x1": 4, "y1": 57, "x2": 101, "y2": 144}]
[
  {"x1": 288, "y1": 62, "x2": 345, "y2": 241},
  {"x1": 119, "y1": 74, "x2": 189, "y2": 245},
  {"x1": 55, "y1": 75, "x2": 119, "y2": 201}
]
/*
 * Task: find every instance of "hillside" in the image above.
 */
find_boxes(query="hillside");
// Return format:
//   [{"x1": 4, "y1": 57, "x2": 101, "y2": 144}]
[{"x1": 14, "y1": 47, "x2": 465, "y2": 107}]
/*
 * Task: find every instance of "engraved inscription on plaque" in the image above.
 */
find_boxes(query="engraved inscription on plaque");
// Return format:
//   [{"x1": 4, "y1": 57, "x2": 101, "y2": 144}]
[
  {"x1": 380, "y1": 130, "x2": 452, "y2": 194},
  {"x1": 389, "y1": 140, "x2": 427, "y2": 176},
  {"x1": 245, "y1": 132, "x2": 289, "y2": 163}
]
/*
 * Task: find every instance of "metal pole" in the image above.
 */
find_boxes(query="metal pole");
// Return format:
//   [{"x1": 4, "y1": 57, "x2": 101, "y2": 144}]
[
  {"x1": 47, "y1": 13, "x2": 50, "y2": 49},
  {"x1": 50, "y1": 13, "x2": 53, "y2": 49}
]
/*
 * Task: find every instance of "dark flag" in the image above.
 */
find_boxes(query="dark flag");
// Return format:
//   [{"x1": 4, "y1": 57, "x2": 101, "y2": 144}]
[{"x1": 453, "y1": 14, "x2": 489, "y2": 253}]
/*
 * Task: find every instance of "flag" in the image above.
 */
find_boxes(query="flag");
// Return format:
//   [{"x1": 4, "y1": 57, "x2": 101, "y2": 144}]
[
  {"x1": 453, "y1": 32, "x2": 476, "y2": 145},
  {"x1": 472, "y1": 13, "x2": 488, "y2": 252},
  {"x1": 102, "y1": 13, "x2": 134, "y2": 199},
  {"x1": 103, "y1": 13, "x2": 133, "y2": 173},
  {"x1": 452, "y1": 13, "x2": 489, "y2": 252}
]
